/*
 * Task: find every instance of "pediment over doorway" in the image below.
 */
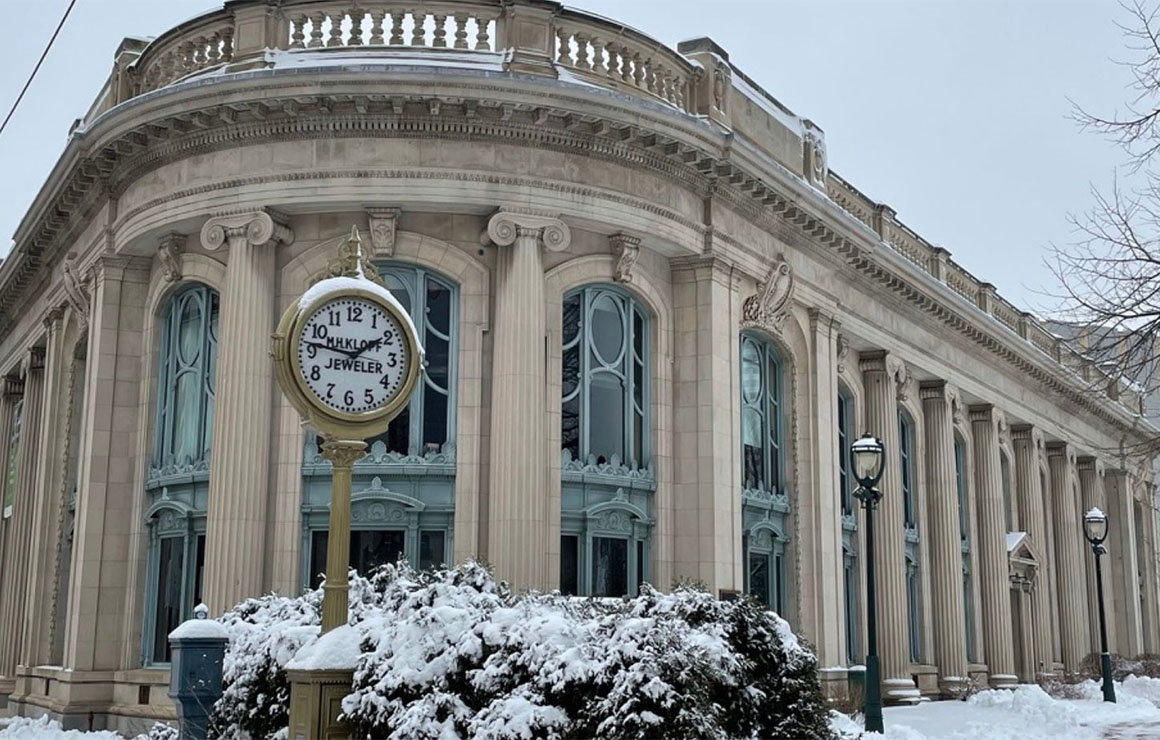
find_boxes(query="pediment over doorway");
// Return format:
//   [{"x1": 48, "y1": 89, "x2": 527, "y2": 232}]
[{"x1": 1006, "y1": 531, "x2": 1039, "y2": 585}]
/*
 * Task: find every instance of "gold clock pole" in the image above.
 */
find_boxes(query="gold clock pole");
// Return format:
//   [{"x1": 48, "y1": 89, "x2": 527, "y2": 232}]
[{"x1": 319, "y1": 437, "x2": 368, "y2": 632}]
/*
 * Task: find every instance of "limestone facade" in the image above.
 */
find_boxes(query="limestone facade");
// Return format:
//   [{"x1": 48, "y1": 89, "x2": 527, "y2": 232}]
[{"x1": 0, "y1": 0, "x2": 1156, "y2": 731}]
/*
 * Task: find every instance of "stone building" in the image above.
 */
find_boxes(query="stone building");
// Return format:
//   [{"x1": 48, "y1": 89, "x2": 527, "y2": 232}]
[{"x1": 0, "y1": 0, "x2": 1157, "y2": 732}]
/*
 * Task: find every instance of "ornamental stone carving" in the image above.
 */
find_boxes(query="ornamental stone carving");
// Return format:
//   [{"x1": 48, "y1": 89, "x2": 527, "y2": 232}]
[
  {"x1": 803, "y1": 120, "x2": 828, "y2": 190},
  {"x1": 61, "y1": 254, "x2": 90, "y2": 328},
  {"x1": 742, "y1": 255, "x2": 793, "y2": 327},
  {"x1": 595, "y1": 509, "x2": 633, "y2": 533},
  {"x1": 836, "y1": 333, "x2": 849, "y2": 374},
  {"x1": 486, "y1": 209, "x2": 571, "y2": 252},
  {"x1": 200, "y1": 208, "x2": 294, "y2": 251},
  {"x1": 610, "y1": 233, "x2": 641, "y2": 284},
  {"x1": 158, "y1": 232, "x2": 186, "y2": 283},
  {"x1": 886, "y1": 355, "x2": 911, "y2": 402},
  {"x1": 367, "y1": 207, "x2": 401, "y2": 257}
]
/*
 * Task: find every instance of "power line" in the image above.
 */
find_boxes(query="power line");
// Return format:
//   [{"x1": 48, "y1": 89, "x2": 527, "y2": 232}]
[{"x1": 0, "y1": 0, "x2": 79, "y2": 140}]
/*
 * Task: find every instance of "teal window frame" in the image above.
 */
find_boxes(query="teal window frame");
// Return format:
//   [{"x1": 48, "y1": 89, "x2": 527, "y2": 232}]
[
  {"x1": 3, "y1": 398, "x2": 22, "y2": 519},
  {"x1": 906, "y1": 554, "x2": 921, "y2": 663},
  {"x1": 1000, "y1": 452, "x2": 1013, "y2": 532},
  {"x1": 844, "y1": 545, "x2": 859, "y2": 663},
  {"x1": 739, "y1": 333, "x2": 783, "y2": 495},
  {"x1": 142, "y1": 283, "x2": 218, "y2": 666},
  {"x1": 899, "y1": 409, "x2": 916, "y2": 530},
  {"x1": 744, "y1": 527, "x2": 786, "y2": 613},
  {"x1": 558, "y1": 285, "x2": 653, "y2": 598},
  {"x1": 838, "y1": 389, "x2": 852, "y2": 517}
]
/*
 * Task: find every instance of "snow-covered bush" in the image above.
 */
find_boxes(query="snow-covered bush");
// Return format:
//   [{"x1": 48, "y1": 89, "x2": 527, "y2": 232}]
[{"x1": 209, "y1": 561, "x2": 833, "y2": 740}]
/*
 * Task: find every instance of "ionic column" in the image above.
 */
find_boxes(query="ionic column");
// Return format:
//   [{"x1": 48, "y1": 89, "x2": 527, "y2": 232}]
[
  {"x1": 486, "y1": 209, "x2": 570, "y2": 591},
  {"x1": 919, "y1": 381, "x2": 967, "y2": 693},
  {"x1": 1078, "y1": 457, "x2": 1112, "y2": 655},
  {"x1": 969, "y1": 405, "x2": 1015, "y2": 687},
  {"x1": 0, "y1": 348, "x2": 46, "y2": 679},
  {"x1": 1105, "y1": 469, "x2": 1143, "y2": 657},
  {"x1": 1011, "y1": 425, "x2": 1054, "y2": 676},
  {"x1": 858, "y1": 351, "x2": 917, "y2": 699},
  {"x1": 201, "y1": 210, "x2": 293, "y2": 614},
  {"x1": 20, "y1": 308, "x2": 70, "y2": 668},
  {"x1": 1046, "y1": 442, "x2": 1089, "y2": 671},
  {"x1": 1136, "y1": 479, "x2": 1160, "y2": 652}
]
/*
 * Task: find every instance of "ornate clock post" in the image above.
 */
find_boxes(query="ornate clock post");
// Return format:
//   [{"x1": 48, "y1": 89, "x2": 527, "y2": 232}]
[{"x1": 273, "y1": 226, "x2": 422, "y2": 632}]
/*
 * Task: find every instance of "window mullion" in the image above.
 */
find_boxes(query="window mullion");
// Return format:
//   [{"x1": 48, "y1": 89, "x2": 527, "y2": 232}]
[
  {"x1": 579, "y1": 291, "x2": 591, "y2": 462},
  {"x1": 411, "y1": 272, "x2": 427, "y2": 455}
]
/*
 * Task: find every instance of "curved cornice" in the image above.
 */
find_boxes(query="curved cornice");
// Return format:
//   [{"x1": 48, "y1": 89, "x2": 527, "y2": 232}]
[{"x1": 3, "y1": 63, "x2": 1154, "y2": 443}]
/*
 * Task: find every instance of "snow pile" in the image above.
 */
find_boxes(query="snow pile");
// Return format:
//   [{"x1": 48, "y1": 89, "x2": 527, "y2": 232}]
[
  {"x1": 0, "y1": 716, "x2": 121, "y2": 739},
  {"x1": 209, "y1": 561, "x2": 831, "y2": 740}
]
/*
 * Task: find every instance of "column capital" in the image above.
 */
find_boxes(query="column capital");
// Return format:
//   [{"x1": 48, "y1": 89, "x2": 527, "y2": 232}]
[
  {"x1": 968, "y1": 403, "x2": 995, "y2": 425},
  {"x1": 857, "y1": 349, "x2": 908, "y2": 388},
  {"x1": 1010, "y1": 423, "x2": 1041, "y2": 449},
  {"x1": 42, "y1": 305, "x2": 66, "y2": 334},
  {"x1": 21, "y1": 347, "x2": 45, "y2": 376},
  {"x1": 3, "y1": 376, "x2": 24, "y2": 399},
  {"x1": 1076, "y1": 455, "x2": 1102, "y2": 476},
  {"x1": 1044, "y1": 440, "x2": 1071, "y2": 462},
  {"x1": 486, "y1": 209, "x2": 571, "y2": 252},
  {"x1": 200, "y1": 208, "x2": 294, "y2": 251},
  {"x1": 919, "y1": 379, "x2": 954, "y2": 404}
]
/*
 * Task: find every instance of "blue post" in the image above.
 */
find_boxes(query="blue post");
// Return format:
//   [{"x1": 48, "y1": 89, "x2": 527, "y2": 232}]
[{"x1": 167, "y1": 604, "x2": 228, "y2": 740}]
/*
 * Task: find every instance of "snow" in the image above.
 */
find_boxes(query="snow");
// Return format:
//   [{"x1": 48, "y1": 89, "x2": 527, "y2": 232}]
[
  {"x1": 1086, "y1": 506, "x2": 1106, "y2": 520},
  {"x1": 263, "y1": 48, "x2": 506, "y2": 74},
  {"x1": 286, "y1": 624, "x2": 362, "y2": 671},
  {"x1": 169, "y1": 616, "x2": 228, "y2": 640},
  {"x1": 1005, "y1": 531, "x2": 1027, "y2": 552},
  {"x1": 0, "y1": 716, "x2": 121, "y2": 739},
  {"x1": 831, "y1": 678, "x2": 1160, "y2": 740}
]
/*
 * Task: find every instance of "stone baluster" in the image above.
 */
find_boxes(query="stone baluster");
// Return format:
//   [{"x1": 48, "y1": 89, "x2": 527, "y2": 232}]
[
  {"x1": 1011, "y1": 425, "x2": 1054, "y2": 677},
  {"x1": 1046, "y1": 442, "x2": 1089, "y2": 671},
  {"x1": 858, "y1": 351, "x2": 917, "y2": 700},
  {"x1": 21, "y1": 309, "x2": 71, "y2": 668},
  {"x1": 200, "y1": 209, "x2": 293, "y2": 614},
  {"x1": 969, "y1": 405, "x2": 1016, "y2": 687},
  {"x1": 1105, "y1": 468, "x2": 1143, "y2": 657},
  {"x1": 1077, "y1": 457, "x2": 1111, "y2": 655},
  {"x1": 0, "y1": 348, "x2": 46, "y2": 680},
  {"x1": 486, "y1": 210, "x2": 571, "y2": 591},
  {"x1": 919, "y1": 381, "x2": 967, "y2": 694}
]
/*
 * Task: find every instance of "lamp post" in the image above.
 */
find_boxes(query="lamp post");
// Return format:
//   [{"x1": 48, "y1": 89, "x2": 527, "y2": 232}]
[
  {"x1": 851, "y1": 433, "x2": 886, "y2": 734},
  {"x1": 1083, "y1": 506, "x2": 1116, "y2": 703}
]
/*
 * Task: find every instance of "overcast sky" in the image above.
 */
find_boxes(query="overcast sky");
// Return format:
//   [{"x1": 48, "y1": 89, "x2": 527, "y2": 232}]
[{"x1": 0, "y1": 0, "x2": 1138, "y2": 314}]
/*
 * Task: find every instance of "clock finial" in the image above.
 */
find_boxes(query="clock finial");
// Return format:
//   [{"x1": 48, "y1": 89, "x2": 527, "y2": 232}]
[{"x1": 311, "y1": 224, "x2": 386, "y2": 288}]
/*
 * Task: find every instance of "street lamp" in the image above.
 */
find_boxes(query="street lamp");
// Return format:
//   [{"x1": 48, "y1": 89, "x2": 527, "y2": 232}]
[
  {"x1": 851, "y1": 433, "x2": 886, "y2": 733},
  {"x1": 1083, "y1": 506, "x2": 1116, "y2": 703}
]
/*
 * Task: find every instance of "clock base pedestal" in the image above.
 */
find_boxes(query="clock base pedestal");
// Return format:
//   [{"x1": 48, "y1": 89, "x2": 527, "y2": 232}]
[
  {"x1": 287, "y1": 668, "x2": 354, "y2": 740},
  {"x1": 319, "y1": 437, "x2": 368, "y2": 633}
]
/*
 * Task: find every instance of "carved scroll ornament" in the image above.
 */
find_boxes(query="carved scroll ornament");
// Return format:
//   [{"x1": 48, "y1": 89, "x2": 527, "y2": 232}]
[{"x1": 742, "y1": 255, "x2": 794, "y2": 327}]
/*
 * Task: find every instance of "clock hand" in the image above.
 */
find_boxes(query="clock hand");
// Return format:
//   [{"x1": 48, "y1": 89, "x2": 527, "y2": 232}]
[
  {"x1": 349, "y1": 338, "x2": 385, "y2": 361},
  {"x1": 304, "y1": 340, "x2": 348, "y2": 356}
]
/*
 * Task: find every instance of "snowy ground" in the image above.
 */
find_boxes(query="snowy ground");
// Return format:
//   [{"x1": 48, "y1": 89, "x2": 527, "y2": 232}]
[{"x1": 832, "y1": 676, "x2": 1160, "y2": 740}]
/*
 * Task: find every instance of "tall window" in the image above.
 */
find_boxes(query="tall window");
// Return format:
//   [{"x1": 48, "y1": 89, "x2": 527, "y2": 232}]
[
  {"x1": 906, "y1": 555, "x2": 921, "y2": 662},
  {"x1": 899, "y1": 410, "x2": 916, "y2": 529},
  {"x1": 838, "y1": 390, "x2": 852, "y2": 516},
  {"x1": 844, "y1": 546, "x2": 859, "y2": 662},
  {"x1": 1000, "y1": 453, "x2": 1013, "y2": 532},
  {"x1": 558, "y1": 286, "x2": 652, "y2": 598},
  {"x1": 144, "y1": 283, "x2": 219, "y2": 664},
  {"x1": 2, "y1": 398, "x2": 22, "y2": 519},
  {"x1": 955, "y1": 436, "x2": 974, "y2": 661},
  {"x1": 301, "y1": 264, "x2": 458, "y2": 591},
  {"x1": 740, "y1": 334, "x2": 782, "y2": 493},
  {"x1": 561, "y1": 287, "x2": 648, "y2": 468}
]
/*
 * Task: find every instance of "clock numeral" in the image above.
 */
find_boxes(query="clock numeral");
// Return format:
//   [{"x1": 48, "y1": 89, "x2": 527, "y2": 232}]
[
  {"x1": 386, "y1": 352, "x2": 398, "y2": 369},
  {"x1": 371, "y1": 313, "x2": 378, "y2": 329},
  {"x1": 306, "y1": 344, "x2": 317, "y2": 359},
  {"x1": 347, "y1": 306, "x2": 364, "y2": 322},
  {"x1": 328, "y1": 310, "x2": 341, "y2": 327},
  {"x1": 343, "y1": 390, "x2": 355, "y2": 406},
  {"x1": 379, "y1": 375, "x2": 391, "y2": 390},
  {"x1": 382, "y1": 329, "x2": 395, "y2": 343},
  {"x1": 310, "y1": 365, "x2": 321, "y2": 381},
  {"x1": 311, "y1": 324, "x2": 329, "y2": 340},
  {"x1": 364, "y1": 388, "x2": 374, "y2": 405},
  {"x1": 326, "y1": 383, "x2": 335, "y2": 400}
]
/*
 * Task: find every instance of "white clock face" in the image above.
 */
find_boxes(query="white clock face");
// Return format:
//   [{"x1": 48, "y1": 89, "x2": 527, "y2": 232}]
[{"x1": 296, "y1": 297, "x2": 410, "y2": 414}]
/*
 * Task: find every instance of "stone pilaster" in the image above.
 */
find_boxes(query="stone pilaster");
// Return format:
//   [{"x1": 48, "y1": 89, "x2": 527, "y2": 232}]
[
  {"x1": 919, "y1": 381, "x2": 968, "y2": 693},
  {"x1": 1011, "y1": 425, "x2": 1054, "y2": 676},
  {"x1": 1077, "y1": 457, "x2": 1111, "y2": 656},
  {"x1": 63, "y1": 255, "x2": 150, "y2": 673},
  {"x1": 1105, "y1": 469, "x2": 1143, "y2": 657},
  {"x1": 858, "y1": 351, "x2": 917, "y2": 699},
  {"x1": 486, "y1": 209, "x2": 570, "y2": 591},
  {"x1": 201, "y1": 209, "x2": 293, "y2": 614},
  {"x1": 0, "y1": 347, "x2": 46, "y2": 679},
  {"x1": 1136, "y1": 478, "x2": 1160, "y2": 652},
  {"x1": 1046, "y1": 442, "x2": 1089, "y2": 671},
  {"x1": 969, "y1": 405, "x2": 1016, "y2": 687},
  {"x1": 797, "y1": 309, "x2": 843, "y2": 667},
  {"x1": 20, "y1": 308, "x2": 70, "y2": 669}
]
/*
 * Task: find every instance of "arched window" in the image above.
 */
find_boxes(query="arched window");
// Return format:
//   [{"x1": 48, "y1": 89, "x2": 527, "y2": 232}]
[
  {"x1": 300, "y1": 264, "x2": 458, "y2": 590},
  {"x1": 561, "y1": 286, "x2": 648, "y2": 468},
  {"x1": 955, "y1": 435, "x2": 975, "y2": 661},
  {"x1": 558, "y1": 285, "x2": 652, "y2": 598},
  {"x1": 899, "y1": 409, "x2": 921, "y2": 662},
  {"x1": 740, "y1": 334, "x2": 782, "y2": 494},
  {"x1": 143, "y1": 283, "x2": 219, "y2": 664}
]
